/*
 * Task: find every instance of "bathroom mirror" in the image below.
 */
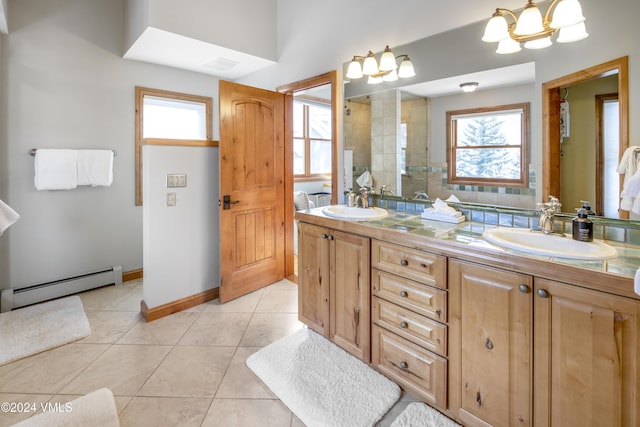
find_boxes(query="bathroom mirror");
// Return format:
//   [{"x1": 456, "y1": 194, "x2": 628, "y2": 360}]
[{"x1": 344, "y1": 58, "x2": 629, "y2": 221}]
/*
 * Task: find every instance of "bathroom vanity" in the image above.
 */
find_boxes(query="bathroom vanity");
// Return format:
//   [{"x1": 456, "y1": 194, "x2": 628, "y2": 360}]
[{"x1": 295, "y1": 207, "x2": 640, "y2": 427}]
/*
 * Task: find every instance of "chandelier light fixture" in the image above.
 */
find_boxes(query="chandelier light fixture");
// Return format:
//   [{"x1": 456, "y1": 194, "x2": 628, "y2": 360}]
[
  {"x1": 482, "y1": 0, "x2": 588, "y2": 54},
  {"x1": 346, "y1": 45, "x2": 416, "y2": 85}
]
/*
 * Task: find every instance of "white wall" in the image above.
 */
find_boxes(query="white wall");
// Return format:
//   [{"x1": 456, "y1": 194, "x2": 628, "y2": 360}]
[
  {"x1": 0, "y1": 0, "x2": 219, "y2": 290},
  {"x1": 143, "y1": 145, "x2": 218, "y2": 308}
]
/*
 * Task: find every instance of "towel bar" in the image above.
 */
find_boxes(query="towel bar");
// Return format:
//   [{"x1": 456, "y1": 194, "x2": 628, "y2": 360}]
[{"x1": 29, "y1": 148, "x2": 117, "y2": 157}]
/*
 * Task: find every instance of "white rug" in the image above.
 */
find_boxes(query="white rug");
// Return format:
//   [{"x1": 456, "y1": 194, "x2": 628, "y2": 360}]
[
  {"x1": 11, "y1": 388, "x2": 120, "y2": 427},
  {"x1": 246, "y1": 328, "x2": 401, "y2": 427},
  {"x1": 0, "y1": 296, "x2": 91, "y2": 366},
  {"x1": 391, "y1": 402, "x2": 462, "y2": 427}
]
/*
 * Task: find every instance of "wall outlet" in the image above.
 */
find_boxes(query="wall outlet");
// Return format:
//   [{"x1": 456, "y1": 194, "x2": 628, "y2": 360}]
[
  {"x1": 167, "y1": 192, "x2": 176, "y2": 207},
  {"x1": 167, "y1": 173, "x2": 187, "y2": 188}
]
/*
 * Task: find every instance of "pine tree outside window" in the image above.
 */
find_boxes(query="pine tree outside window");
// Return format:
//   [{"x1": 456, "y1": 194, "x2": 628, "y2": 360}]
[{"x1": 447, "y1": 103, "x2": 530, "y2": 187}]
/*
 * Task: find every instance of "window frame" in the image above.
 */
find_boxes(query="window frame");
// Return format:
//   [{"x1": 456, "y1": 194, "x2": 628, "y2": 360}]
[
  {"x1": 446, "y1": 102, "x2": 530, "y2": 188},
  {"x1": 293, "y1": 96, "x2": 332, "y2": 181},
  {"x1": 135, "y1": 86, "x2": 216, "y2": 206}
]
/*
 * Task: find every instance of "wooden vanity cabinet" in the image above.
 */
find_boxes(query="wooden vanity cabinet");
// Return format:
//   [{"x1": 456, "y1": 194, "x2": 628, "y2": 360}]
[
  {"x1": 533, "y1": 278, "x2": 640, "y2": 427},
  {"x1": 297, "y1": 221, "x2": 371, "y2": 362},
  {"x1": 449, "y1": 259, "x2": 533, "y2": 427}
]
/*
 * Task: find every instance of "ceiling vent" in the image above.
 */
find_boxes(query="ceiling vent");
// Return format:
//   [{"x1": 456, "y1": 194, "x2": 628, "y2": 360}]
[{"x1": 204, "y1": 57, "x2": 240, "y2": 71}]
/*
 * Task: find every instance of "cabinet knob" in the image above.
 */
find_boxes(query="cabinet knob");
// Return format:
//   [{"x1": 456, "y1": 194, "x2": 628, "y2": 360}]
[
  {"x1": 321, "y1": 233, "x2": 328, "y2": 239},
  {"x1": 327, "y1": 235, "x2": 334, "y2": 240},
  {"x1": 400, "y1": 361, "x2": 408, "y2": 370},
  {"x1": 518, "y1": 284, "x2": 530, "y2": 294},
  {"x1": 400, "y1": 259, "x2": 409, "y2": 266},
  {"x1": 400, "y1": 321, "x2": 408, "y2": 329},
  {"x1": 400, "y1": 291, "x2": 408, "y2": 298},
  {"x1": 536, "y1": 289, "x2": 549, "y2": 298}
]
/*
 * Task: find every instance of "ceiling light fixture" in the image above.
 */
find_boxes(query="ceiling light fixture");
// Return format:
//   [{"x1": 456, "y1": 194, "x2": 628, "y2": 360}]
[
  {"x1": 346, "y1": 45, "x2": 416, "y2": 84},
  {"x1": 460, "y1": 82, "x2": 479, "y2": 93},
  {"x1": 482, "y1": 0, "x2": 588, "y2": 54}
]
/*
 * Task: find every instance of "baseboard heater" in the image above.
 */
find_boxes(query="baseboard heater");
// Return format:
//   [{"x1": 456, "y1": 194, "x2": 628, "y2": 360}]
[{"x1": 0, "y1": 265, "x2": 122, "y2": 312}]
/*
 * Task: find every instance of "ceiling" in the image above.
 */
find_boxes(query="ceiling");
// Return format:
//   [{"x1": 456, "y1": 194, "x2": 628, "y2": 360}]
[{"x1": 122, "y1": 0, "x2": 527, "y2": 81}]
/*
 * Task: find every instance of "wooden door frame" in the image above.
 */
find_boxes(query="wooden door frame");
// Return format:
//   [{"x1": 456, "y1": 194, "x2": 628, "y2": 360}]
[
  {"x1": 277, "y1": 70, "x2": 339, "y2": 280},
  {"x1": 542, "y1": 57, "x2": 628, "y2": 215}
]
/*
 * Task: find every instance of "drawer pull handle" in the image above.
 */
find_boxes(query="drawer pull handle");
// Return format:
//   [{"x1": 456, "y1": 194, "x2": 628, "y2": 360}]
[
  {"x1": 518, "y1": 284, "x2": 530, "y2": 294},
  {"x1": 400, "y1": 291, "x2": 408, "y2": 298},
  {"x1": 400, "y1": 321, "x2": 408, "y2": 329},
  {"x1": 400, "y1": 361, "x2": 408, "y2": 370},
  {"x1": 400, "y1": 259, "x2": 408, "y2": 266},
  {"x1": 536, "y1": 289, "x2": 549, "y2": 298}
]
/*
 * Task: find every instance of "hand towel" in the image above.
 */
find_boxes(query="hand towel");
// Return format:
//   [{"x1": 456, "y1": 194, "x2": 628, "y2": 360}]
[
  {"x1": 433, "y1": 197, "x2": 458, "y2": 216},
  {"x1": 34, "y1": 149, "x2": 78, "y2": 190},
  {"x1": 617, "y1": 146, "x2": 640, "y2": 211},
  {"x1": 356, "y1": 170, "x2": 373, "y2": 188},
  {"x1": 76, "y1": 150, "x2": 114, "y2": 187},
  {"x1": 0, "y1": 199, "x2": 20, "y2": 235},
  {"x1": 635, "y1": 267, "x2": 640, "y2": 296}
]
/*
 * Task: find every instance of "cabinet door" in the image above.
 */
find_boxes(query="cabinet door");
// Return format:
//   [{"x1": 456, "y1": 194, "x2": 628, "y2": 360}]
[
  {"x1": 330, "y1": 230, "x2": 371, "y2": 362},
  {"x1": 534, "y1": 278, "x2": 640, "y2": 427},
  {"x1": 449, "y1": 260, "x2": 532, "y2": 427},
  {"x1": 297, "y1": 222, "x2": 330, "y2": 337}
]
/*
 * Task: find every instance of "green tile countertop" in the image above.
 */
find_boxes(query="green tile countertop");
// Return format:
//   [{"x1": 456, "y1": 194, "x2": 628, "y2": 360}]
[{"x1": 300, "y1": 208, "x2": 640, "y2": 280}]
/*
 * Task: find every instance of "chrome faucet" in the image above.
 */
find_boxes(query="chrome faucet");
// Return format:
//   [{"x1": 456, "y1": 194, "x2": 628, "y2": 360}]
[
  {"x1": 356, "y1": 187, "x2": 370, "y2": 208},
  {"x1": 380, "y1": 185, "x2": 394, "y2": 198},
  {"x1": 537, "y1": 196, "x2": 561, "y2": 234}
]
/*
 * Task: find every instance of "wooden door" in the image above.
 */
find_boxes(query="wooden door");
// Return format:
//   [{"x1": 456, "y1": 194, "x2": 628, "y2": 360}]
[
  {"x1": 449, "y1": 260, "x2": 532, "y2": 427},
  {"x1": 297, "y1": 222, "x2": 330, "y2": 336},
  {"x1": 330, "y1": 230, "x2": 370, "y2": 362},
  {"x1": 219, "y1": 81, "x2": 285, "y2": 302},
  {"x1": 534, "y1": 278, "x2": 640, "y2": 427}
]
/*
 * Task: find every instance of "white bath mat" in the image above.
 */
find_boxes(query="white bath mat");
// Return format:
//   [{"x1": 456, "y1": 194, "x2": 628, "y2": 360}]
[
  {"x1": 246, "y1": 328, "x2": 401, "y2": 427},
  {"x1": 0, "y1": 296, "x2": 91, "y2": 366},
  {"x1": 11, "y1": 388, "x2": 120, "y2": 427},
  {"x1": 391, "y1": 402, "x2": 462, "y2": 427}
]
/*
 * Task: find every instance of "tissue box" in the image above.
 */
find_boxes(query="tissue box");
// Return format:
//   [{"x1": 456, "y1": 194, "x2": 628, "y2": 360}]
[{"x1": 421, "y1": 209, "x2": 465, "y2": 224}]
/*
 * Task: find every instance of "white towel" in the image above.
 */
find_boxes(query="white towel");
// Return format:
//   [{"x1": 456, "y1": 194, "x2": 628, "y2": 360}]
[
  {"x1": 34, "y1": 149, "x2": 78, "y2": 190},
  {"x1": 617, "y1": 146, "x2": 640, "y2": 211},
  {"x1": 635, "y1": 267, "x2": 640, "y2": 296},
  {"x1": 77, "y1": 150, "x2": 113, "y2": 187},
  {"x1": 356, "y1": 170, "x2": 373, "y2": 188},
  {"x1": 0, "y1": 199, "x2": 20, "y2": 235},
  {"x1": 433, "y1": 197, "x2": 459, "y2": 216}
]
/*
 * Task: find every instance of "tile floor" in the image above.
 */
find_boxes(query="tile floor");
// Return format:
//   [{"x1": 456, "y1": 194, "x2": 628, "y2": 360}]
[{"x1": 0, "y1": 279, "x2": 418, "y2": 426}]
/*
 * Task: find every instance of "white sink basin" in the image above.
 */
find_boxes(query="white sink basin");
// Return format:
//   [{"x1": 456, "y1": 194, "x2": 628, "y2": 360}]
[
  {"x1": 322, "y1": 205, "x2": 389, "y2": 220},
  {"x1": 482, "y1": 227, "x2": 618, "y2": 260}
]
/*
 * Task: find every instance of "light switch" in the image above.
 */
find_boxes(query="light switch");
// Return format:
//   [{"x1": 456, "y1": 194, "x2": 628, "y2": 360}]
[{"x1": 167, "y1": 174, "x2": 187, "y2": 188}]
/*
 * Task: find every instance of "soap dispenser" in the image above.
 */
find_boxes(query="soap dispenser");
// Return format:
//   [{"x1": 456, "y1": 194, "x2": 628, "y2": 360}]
[
  {"x1": 580, "y1": 200, "x2": 596, "y2": 216},
  {"x1": 572, "y1": 204, "x2": 593, "y2": 242}
]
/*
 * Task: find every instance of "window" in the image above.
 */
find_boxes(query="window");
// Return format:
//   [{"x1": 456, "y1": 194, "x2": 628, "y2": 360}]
[
  {"x1": 293, "y1": 99, "x2": 332, "y2": 178},
  {"x1": 447, "y1": 103, "x2": 529, "y2": 187},
  {"x1": 135, "y1": 87, "x2": 215, "y2": 205}
]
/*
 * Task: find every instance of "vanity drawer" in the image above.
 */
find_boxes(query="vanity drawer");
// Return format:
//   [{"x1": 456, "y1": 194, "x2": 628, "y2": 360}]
[
  {"x1": 373, "y1": 297, "x2": 447, "y2": 356},
  {"x1": 372, "y1": 240, "x2": 446, "y2": 288},
  {"x1": 372, "y1": 269, "x2": 447, "y2": 322},
  {"x1": 372, "y1": 325, "x2": 447, "y2": 410}
]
